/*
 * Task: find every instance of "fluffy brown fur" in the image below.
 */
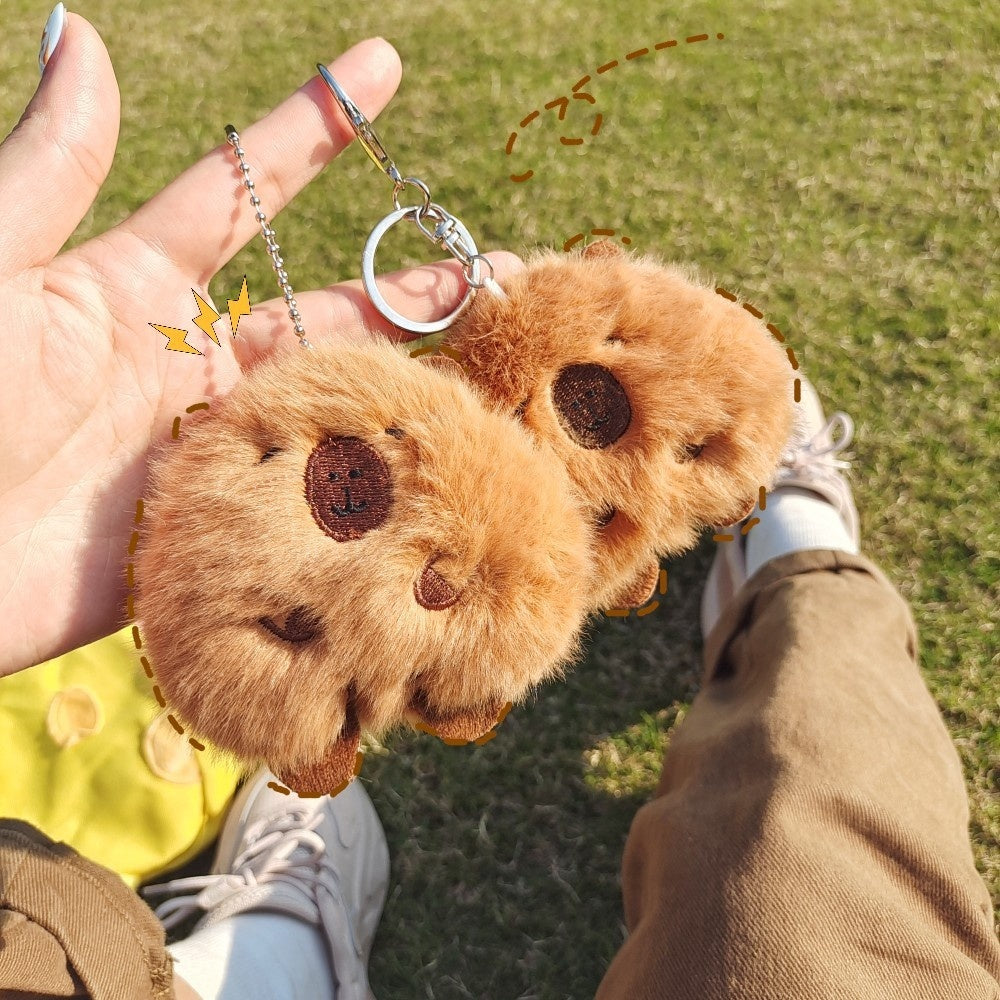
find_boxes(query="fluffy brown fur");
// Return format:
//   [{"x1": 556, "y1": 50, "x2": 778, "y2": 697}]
[
  {"x1": 137, "y1": 335, "x2": 592, "y2": 794},
  {"x1": 445, "y1": 244, "x2": 795, "y2": 608}
]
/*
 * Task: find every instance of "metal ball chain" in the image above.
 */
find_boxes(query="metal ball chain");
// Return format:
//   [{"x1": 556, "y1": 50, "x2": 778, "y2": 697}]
[{"x1": 225, "y1": 125, "x2": 313, "y2": 350}]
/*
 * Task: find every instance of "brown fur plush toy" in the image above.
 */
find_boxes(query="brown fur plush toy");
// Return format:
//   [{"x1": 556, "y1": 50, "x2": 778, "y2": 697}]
[
  {"x1": 444, "y1": 243, "x2": 795, "y2": 609},
  {"x1": 138, "y1": 246, "x2": 794, "y2": 796},
  {"x1": 137, "y1": 336, "x2": 592, "y2": 796}
]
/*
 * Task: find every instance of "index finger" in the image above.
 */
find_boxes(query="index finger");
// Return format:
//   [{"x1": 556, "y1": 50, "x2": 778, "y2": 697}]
[
  {"x1": 232, "y1": 251, "x2": 525, "y2": 370},
  {"x1": 115, "y1": 38, "x2": 402, "y2": 288}
]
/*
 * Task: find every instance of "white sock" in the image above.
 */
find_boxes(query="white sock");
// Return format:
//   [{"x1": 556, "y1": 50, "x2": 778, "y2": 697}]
[
  {"x1": 168, "y1": 912, "x2": 336, "y2": 1000},
  {"x1": 745, "y1": 488, "x2": 857, "y2": 579}
]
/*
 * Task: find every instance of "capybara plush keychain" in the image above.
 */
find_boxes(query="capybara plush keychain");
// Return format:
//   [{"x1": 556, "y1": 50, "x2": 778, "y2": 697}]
[
  {"x1": 136, "y1": 107, "x2": 594, "y2": 796},
  {"x1": 137, "y1": 333, "x2": 593, "y2": 797},
  {"x1": 443, "y1": 245, "x2": 795, "y2": 609},
  {"x1": 137, "y1": 67, "x2": 792, "y2": 798}
]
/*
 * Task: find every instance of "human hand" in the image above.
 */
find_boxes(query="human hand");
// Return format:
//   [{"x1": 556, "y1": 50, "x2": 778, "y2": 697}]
[{"x1": 0, "y1": 11, "x2": 519, "y2": 677}]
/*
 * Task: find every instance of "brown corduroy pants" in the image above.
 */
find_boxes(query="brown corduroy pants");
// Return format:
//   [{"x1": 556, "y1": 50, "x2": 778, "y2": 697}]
[
  {"x1": 1, "y1": 550, "x2": 997, "y2": 999},
  {"x1": 598, "y1": 549, "x2": 1000, "y2": 999},
  {"x1": 0, "y1": 819, "x2": 174, "y2": 998}
]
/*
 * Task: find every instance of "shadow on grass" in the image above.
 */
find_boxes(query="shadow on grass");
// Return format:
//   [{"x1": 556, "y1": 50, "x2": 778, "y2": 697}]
[{"x1": 365, "y1": 544, "x2": 714, "y2": 1000}]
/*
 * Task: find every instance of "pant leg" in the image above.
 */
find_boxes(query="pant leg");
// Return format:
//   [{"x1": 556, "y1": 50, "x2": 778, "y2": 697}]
[
  {"x1": 597, "y1": 548, "x2": 1000, "y2": 1000},
  {"x1": 0, "y1": 818, "x2": 174, "y2": 999}
]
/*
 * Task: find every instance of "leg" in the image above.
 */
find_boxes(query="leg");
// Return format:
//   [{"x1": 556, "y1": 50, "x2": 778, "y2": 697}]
[
  {"x1": 598, "y1": 380, "x2": 1000, "y2": 1000},
  {"x1": 0, "y1": 819, "x2": 174, "y2": 999},
  {"x1": 598, "y1": 549, "x2": 999, "y2": 999},
  {"x1": 147, "y1": 768, "x2": 389, "y2": 1000},
  {"x1": 173, "y1": 975, "x2": 204, "y2": 1000},
  {"x1": 0, "y1": 770, "x2": 389, "y2": 1000}
]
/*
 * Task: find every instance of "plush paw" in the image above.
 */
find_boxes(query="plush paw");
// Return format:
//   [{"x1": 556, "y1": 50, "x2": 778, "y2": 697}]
[
  {"x1": 274, "y1": 697, "x2": 363, "y2": 797},
  {"x1": 409, "y1": 691, "x2": 512, "y2": 746},
  {"x1": 606, "y1": 558, "x2": 661, "y2": 609}
]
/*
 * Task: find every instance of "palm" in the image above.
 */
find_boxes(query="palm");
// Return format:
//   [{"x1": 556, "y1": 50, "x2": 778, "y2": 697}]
[
  {"x1": 2, "y1": 238, "x2": 225, "y2": 659},
  {"x1": 0, "y1": 20, "x2": 516, "y2": 676},
  {"x1": 8, "y1": 240, "x2": 223, "y2": 485}
]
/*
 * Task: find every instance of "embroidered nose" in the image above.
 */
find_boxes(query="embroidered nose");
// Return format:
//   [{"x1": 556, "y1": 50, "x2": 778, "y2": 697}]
[
  {"x1": 305, "y1": 437, "x2": 393, "y2": 541},
  {"x1": 414, "y1": 559, "x2": 461, "y2": 610},
  {"x1": 552, "y1": 363, "x2": 631, "y2": 449}
]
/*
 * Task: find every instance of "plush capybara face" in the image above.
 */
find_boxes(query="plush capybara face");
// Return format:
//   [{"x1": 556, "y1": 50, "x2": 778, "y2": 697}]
[
  {"x1": 137, "y1": 336, "x2": 591, "y2": 783},
  {"x1": 446, "y1": 246, "x2": 794, "y2": 608}
]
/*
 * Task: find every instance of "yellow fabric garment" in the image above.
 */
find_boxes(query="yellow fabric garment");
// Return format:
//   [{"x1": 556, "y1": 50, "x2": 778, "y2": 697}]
[{"x1": 0, "y1": 627, "x2": 241, "y2": 889}]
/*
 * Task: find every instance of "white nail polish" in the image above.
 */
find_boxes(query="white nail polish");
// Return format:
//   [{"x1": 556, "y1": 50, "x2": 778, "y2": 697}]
[{"x1": 38, "y1": 3, "x2": 66, "y2": 75}]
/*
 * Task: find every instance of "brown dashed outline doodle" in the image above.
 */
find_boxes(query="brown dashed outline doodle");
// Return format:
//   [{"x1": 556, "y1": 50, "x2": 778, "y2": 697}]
[
  {"x1": 407, "y1": 343, "x2": 465, "y2": 366},
  {"x1": 506, "y1": 31, "x2": 726, "y2": 182},
  {"x1": 712, "y1": 285, "x2": 804, "y2": 543},
  {"x1": 127, "y1": 404, "x2": 221, "y2": 759},
  {"x1": 268, "y1": 753, "x2": 364, "y2": 800}
]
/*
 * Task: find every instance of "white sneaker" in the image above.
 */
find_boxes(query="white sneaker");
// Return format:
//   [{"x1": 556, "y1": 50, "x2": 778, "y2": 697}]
[
  {"x1": 699, "y1": 376, "x2": 859, "y2": 638},
  {"x1": 143, "y1": 767, "x2": 389, "y2": 1000},
  {"x1": 773, "y1": 378, "x2": 859, "y2": 544}
]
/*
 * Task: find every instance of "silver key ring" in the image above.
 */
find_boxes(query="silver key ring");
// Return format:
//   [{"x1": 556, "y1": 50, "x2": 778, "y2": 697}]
[
  {"x1": 318, "y1": 65, "x2": 504, "y2": 332},
  {"x1": 362, "y1": 207, "x2": 482, "y2": 334}
]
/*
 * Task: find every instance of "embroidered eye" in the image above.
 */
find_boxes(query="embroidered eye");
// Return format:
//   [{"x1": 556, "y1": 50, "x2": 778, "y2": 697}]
[
  {"x1": 258, "y1": 606, "x2": 322, "y2": 644},
  {"x1": 595, "y1": 505, "x2": 617, "y2": 528},
  {"x1": 259, "y1": 446, "x2": 282, "y2": 463}
]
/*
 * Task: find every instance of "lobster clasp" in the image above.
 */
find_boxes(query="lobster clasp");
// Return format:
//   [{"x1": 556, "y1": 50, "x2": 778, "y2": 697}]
[{"x1": 317, "y1": 64, "x2": 403, "y2": 186}]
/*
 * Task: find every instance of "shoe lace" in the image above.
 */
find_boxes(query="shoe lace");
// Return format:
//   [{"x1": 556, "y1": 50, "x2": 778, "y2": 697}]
[
  {"x1": 779, "y1": 411, "x2": 855, "y2": 482},
  {"x1": 143, "y1": 809, "x2": 327, "y2": 932}
]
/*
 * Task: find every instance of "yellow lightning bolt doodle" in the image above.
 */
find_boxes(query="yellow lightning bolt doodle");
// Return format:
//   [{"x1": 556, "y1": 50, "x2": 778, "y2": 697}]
[
  {"x1": 150, "y1": 323, "x2": 203, "y2": 355},
  {"x1": 191, "y1": 290, "x2": 222, "y2": 346},
  {"x1": 227, "y1": 276, "x2": 252, "y2": 336}
]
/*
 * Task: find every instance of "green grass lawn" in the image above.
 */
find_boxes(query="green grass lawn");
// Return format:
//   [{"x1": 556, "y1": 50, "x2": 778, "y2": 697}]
[{"x1": 3, "y1": 0, "x2": 997, "y2": 995}]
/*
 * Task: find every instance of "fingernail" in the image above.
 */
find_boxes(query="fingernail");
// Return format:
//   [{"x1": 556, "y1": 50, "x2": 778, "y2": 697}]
[{"x1": 38, "y1": 3, "x2": 66, "y2": 75}]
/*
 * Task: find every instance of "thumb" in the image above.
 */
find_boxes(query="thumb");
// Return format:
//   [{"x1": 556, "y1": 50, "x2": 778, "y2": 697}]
[{"x1": 0, "y1": 5, "x2": 120, "y2": 278}]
